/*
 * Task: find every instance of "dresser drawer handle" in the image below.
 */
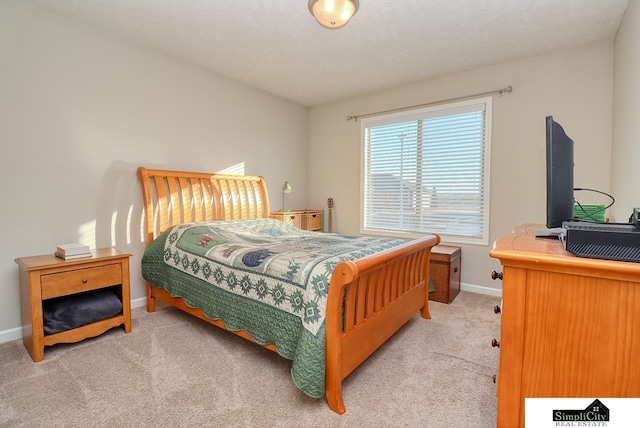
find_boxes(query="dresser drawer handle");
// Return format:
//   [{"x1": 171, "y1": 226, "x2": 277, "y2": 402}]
[
  {"x1": 491, "y1": 271, "x2": 503, "y2": 280},
  {"x1": 491, "y1": 338, "x2": 500, "y2": 348},
  {"x1": 494, "y1": 305, "x2": 501, "y2": 314},
  {"x1": 82, "y1": 278, "x2": 88, "y2": 284},
  {"x1": 454, "y1": 267, "x2": 458, "y2": 273}
]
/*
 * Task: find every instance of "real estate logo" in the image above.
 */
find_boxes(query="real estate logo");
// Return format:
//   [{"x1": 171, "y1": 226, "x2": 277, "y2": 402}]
[
  {"x1": 553, "y1": 399, "x2": 610, "y2": 426},
  {"x1": 527, "y1": 397, "x2": 639, "y2": 427}
]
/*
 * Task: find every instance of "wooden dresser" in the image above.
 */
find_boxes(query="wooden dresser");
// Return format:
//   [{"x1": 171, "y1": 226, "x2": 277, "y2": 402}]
[{"x1": 489, "y1": 224, "x2": 640, "y2": 428}]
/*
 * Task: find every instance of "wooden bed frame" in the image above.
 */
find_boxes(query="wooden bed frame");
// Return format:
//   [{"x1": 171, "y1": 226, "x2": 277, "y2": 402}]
[{"x1": 137, "y1": 166, "x2": 440, "y2": 414}]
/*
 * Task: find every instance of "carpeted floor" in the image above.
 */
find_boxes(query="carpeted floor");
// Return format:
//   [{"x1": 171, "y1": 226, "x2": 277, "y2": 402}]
[{"x1": 0, "y1": 291, "x2": 501, "y2": 428}]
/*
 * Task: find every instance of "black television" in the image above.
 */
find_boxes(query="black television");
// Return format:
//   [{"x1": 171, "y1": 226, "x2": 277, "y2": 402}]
[{"x1": 545, "y1": 116, "x2": 575, "y2": 229}]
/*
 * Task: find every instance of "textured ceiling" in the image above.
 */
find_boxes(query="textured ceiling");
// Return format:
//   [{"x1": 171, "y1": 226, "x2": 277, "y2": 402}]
[{"x1": 21, "y1": 0, "x2": 628, "y2": 106}]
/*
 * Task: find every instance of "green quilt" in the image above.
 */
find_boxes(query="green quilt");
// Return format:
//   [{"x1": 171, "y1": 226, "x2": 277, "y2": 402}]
[{"x1": 141, "y1": 218, "x2": 406, "y2": 398}]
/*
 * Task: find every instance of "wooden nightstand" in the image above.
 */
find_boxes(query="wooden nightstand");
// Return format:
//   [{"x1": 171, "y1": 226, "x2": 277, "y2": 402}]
[
  {"x1": 14, "y1": 248, "x2": 132, "y2": 362},
  {"x1": 271, "y1": 209, "x2": 323, "y2": 231}
]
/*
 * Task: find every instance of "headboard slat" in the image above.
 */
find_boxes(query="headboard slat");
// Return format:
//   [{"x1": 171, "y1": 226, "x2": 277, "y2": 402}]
[
  {"x1": 178, "y1": 177, "x2": 192, "y2": 223},
  {"x1": 166, "y1": 178, "x2": 181, "y2": 226},
  {"x1": 237, "y1": 180, "x2": 248, "y2": 219},
  {"x1": 189, "y1": 178, "x2": 203, "y2": 222},
  {"x1": 153, "y1": 176, "x2": 169, "y2": 238}
]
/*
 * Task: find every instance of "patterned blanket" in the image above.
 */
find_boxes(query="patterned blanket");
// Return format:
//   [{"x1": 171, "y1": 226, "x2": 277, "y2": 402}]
[{"x1": 141, "y1": 218, "x2": 406, "y2": 398}]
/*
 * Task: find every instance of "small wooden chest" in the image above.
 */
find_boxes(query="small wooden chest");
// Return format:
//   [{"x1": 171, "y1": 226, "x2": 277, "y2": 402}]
[
  {"x1": 428, "y1": 245, "x2": 461, "y2": 304},
  {"x1": 302, "y1": 211, "x2": 323, "y2": 231}
]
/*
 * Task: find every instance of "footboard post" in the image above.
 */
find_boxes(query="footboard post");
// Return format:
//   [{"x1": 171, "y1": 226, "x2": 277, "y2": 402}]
[
  {"x1": 325, "y1": 261, "x2": 356, "y2": 415},
  {"x1": 420, "y1": 251, "x2": 434, "y2": 320},
  {"x1": 146, "y1": 282, "x2": 156, "y2": 313},
  {"x1": 420, "y1": 295, "x2": 431, "y2": 319}
]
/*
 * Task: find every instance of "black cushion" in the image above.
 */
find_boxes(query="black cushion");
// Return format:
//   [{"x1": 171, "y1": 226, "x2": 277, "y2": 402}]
[{"x1": 43, "y1": 288, "x2": 123, "y2": 335}]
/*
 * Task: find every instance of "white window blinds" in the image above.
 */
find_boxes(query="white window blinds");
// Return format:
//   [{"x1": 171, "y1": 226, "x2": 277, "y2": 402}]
[{"x1": 361, "y1": 98, "x2": 491, "y2": 244}]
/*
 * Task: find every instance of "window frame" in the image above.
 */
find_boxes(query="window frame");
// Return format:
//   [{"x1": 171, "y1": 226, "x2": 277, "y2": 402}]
[{"x1": 359, "y1": 97, "x2": 492, "y2": 245}]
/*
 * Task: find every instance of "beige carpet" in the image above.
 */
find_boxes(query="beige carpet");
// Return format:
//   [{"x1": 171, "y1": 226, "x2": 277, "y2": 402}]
[{"x1": 0, "y1": 291, "x2": 501, "y2": 428}]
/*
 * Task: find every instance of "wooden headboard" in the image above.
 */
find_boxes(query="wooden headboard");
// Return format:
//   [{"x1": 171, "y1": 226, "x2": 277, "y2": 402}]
[{"x1": 137, "y1": 167, "x2": 271, "y2": 245}]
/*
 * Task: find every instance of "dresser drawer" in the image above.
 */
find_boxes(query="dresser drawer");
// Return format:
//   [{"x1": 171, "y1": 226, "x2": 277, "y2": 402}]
[
  {"x1": 303, "y1": 212, "x2": 322, "y2": 231},
  {"x1": 41, "y1": 263, "x2": 123, "y2": 299}
]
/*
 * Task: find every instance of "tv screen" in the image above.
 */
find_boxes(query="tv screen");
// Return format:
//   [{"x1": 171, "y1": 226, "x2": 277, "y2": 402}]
[{"x1": 546, "y1": 116, "x2": 575, "y2": 228}]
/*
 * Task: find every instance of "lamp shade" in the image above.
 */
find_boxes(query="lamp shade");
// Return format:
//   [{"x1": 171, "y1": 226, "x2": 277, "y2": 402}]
[{"x1": 308, "y1": 0, "x2": 359, "y2": 29}]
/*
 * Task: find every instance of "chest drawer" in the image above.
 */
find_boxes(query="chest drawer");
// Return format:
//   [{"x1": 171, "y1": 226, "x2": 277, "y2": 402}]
[
  {"x1": 41, "y1": 263, "x2": 123, "y2": 299},
  {"x1": 303, "y1": 212, "x2": 322, "y2": 231},
  {"x1": 280, "y1": 212, "x2": 303, "y2": 228}
]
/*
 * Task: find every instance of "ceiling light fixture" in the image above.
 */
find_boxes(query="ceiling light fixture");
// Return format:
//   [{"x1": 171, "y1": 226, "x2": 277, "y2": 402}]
[{"x1": 308, "y1": 0, "x2": 359, "y2": 30}]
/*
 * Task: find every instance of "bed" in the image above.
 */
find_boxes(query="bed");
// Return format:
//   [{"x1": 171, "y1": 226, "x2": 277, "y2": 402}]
[{"x1": 137, "y1": 166, "x2": 440, "y2": 414}]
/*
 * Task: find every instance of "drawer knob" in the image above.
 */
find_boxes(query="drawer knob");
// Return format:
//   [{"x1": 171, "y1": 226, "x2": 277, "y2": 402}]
[
  {"x1": 491, "y1": 271, "x2": 503, "y2": 280},
  {"x1": 82, "y1": 278, "x2": 88, "y2": 284},
  {"x1": 491, "y1": 338, "x2": 500, "y2": 348},
  {"x1": 492, "y1": 374, "x2": 496, "y2": 384},
  {"x1": 494, "y1": 305, "x2": 501, "y2": 314}
]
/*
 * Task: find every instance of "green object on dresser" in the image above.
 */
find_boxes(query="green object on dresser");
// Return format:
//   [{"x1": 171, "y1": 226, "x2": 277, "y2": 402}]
[{"x1": 574, "y1": 204, "x2": 606, "y2": 222}]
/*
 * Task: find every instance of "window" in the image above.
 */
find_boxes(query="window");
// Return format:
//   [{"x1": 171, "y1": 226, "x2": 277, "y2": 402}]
[{"x1": 361, "y1": 97, "x2": 491, "y2": 245}]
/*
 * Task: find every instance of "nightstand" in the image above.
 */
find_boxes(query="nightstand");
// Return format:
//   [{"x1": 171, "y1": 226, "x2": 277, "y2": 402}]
[
  {"x1": 271, "y1": 209, "x2": 323, "y2": 231},
  {"x1": 14, "y1": 248, "x2": 132, "y2": 362}
]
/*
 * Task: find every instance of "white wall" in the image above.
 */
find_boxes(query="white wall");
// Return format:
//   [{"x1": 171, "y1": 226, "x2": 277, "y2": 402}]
[
  {"x1": 307, "y1": 43, "x2": 614, "y2": 294},
  {"x1": 612, "y1": 0, "x2": 640, "y2": 221},
  {"x1": 0, "y1": 1, "x2": 308, "y2": 340}
]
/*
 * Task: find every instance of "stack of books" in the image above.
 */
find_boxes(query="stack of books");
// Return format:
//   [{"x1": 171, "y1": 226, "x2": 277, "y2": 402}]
[{"x1": 54, "y1": 243, "x2": 92, "y2": 260}]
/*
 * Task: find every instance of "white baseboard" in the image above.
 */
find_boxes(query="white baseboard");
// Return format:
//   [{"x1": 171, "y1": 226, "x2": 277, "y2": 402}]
[
  {"x1": 0, "y1": 326, "x2": 23, "y2": 345},
  {"x1": 0, "y1": 297, "x2": 150, "y2": 345},
  {"x1": 460, "y1": 282, "x2": 502, "y2": 297},
  {"x1": 131, "y1": 296, "x2": 147, "y2": 309}
]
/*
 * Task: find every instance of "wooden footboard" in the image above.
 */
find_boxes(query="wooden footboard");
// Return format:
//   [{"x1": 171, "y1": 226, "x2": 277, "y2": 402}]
[{"x1": 325, "y1": 233, "x2": 440, "y2": 414}]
